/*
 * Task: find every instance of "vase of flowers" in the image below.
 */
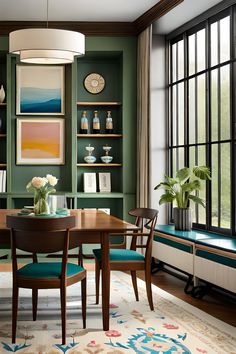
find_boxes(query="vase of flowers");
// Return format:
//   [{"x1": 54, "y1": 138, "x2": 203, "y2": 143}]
[{"x1": 26, "y1": 174, "x2": 58, "y2": 215}]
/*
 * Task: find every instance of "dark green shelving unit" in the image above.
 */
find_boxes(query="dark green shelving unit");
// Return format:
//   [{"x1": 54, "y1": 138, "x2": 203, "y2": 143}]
[{"x1": 0, "y1": 36, "x2": 137, "y2": 226}]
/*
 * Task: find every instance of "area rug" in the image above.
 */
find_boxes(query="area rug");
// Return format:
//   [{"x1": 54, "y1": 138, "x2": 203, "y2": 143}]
[{"x1": 0, "y1": 271, "x2": 235, "y2": 354}]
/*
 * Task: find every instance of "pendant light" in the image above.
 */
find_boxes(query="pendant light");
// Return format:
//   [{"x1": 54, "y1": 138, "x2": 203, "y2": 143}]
[{"x1": 9, "y1": 0, "x2": 85, "y2": 64}]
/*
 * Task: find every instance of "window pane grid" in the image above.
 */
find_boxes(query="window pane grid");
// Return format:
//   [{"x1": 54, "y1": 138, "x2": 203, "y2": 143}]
[{"x1": 169, "y1": 10, "x2": 233, "y2": 234}]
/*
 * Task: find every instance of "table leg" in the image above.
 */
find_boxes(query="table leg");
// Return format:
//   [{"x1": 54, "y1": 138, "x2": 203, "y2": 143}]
[{"x1": 101, "y1": 231, "x2": 110, "y2": 331}]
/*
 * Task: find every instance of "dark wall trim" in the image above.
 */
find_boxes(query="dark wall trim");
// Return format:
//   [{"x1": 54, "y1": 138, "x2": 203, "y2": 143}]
[
  {"x1": 134, "y1": 0, "x2": 184, "y2": 34},
  {"x1": 0, "y1": 0, "x2": 183, "y2": 36},
  {"x1": 0, "y1": 21, "x2": 136, "y2": 36},
  {"x1": 167, "y1": 0, "x2": 236, "y2": 40}
]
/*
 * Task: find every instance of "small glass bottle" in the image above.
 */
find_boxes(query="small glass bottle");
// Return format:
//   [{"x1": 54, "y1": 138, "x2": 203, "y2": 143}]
[
  {"x1": 92, "y1": 110, "x2": 100, "y2": 134},
  {"x1": 105, "y1": 110, "x2": 113, "y2": 134},
  {"x1": 80, "y1": 111, "x2": 88, "y2": 134}
]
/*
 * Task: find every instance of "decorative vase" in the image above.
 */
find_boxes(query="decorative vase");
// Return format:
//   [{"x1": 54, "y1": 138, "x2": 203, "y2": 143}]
[
  {"x1": 34, "y1": 191, "x2": 50, "y2": 215},
  {"x1": 0, "y1": 85, "x2": 5, "y2": 103},
  {"x1": 173, "y1": 208, "x2": 192, "y2": 231}
]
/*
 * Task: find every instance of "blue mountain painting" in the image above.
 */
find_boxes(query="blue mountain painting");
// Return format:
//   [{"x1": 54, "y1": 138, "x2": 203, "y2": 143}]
[{"x1": 20, "y1": 87, "x2": 62, "y2": 113}]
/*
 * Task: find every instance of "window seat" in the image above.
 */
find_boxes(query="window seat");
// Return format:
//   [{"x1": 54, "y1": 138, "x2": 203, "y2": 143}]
[{"x1": 153, "y1": 225, "x2": 236, "y2": 295}]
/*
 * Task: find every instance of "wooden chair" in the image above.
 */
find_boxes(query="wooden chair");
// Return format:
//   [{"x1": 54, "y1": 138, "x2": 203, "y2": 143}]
[
  {"x1": 93, "y1": 208, "x2": 158, "y2": 310},
  {"x1": 6, "y1": 215, "x2": 86, "y2": 345}
]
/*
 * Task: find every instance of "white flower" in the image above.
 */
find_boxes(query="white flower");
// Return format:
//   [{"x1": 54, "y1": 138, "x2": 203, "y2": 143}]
[
  {"x1": 31, "y1": 177, "x2": 47, "y2": 189},
  {"x1": 46, "y1": 174, "x2": 58, "y2": 186}
]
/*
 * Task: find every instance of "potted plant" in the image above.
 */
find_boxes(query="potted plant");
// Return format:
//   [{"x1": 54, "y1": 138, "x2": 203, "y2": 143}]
[{"x1": 154, "y1": 166, "x2": 211, "y2": 231}]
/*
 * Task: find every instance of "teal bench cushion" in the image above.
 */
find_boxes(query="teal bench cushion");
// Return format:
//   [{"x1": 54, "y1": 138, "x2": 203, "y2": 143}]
[
  {"x1": 17, "y1": 262, "x2": 84, "y2": 278},
  {"x1": 196, "y1": 249, "x2": 236, "y2": 269},
  {"x1": 93, "y1": 248, "x2": 145, "y2": 262},
  {"x1": 154, "y1": 235, "x2": 192, "y2": 253}
]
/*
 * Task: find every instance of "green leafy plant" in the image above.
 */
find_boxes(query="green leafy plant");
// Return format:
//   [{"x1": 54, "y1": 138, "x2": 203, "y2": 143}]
[{"x1": 154, "y1": 166, "x2": 211, "y2": 208}]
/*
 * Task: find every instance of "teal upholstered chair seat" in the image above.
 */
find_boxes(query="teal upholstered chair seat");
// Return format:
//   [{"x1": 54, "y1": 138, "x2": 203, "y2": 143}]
[
  {"x1": 93, "y1": 248, "x2": 145, "y2": 262},
  {"x1": 17, "y1": 262, "x2": 84, "y2": 278},
  {"x1": 6, "y1": 214, "x2": 86, "y2": 345}
]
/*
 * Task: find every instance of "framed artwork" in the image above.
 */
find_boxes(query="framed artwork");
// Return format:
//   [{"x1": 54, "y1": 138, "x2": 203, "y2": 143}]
[
  {"x1": 16, "y1": 118, "x2": 65, "y2": 165},
  {"x1": 99, "y1": 172, "x2": 111, "y2": 192},
  {"x1": 83, "y1": 173, "x2": 96, "y2": 193},
  {"x1": 16, "y1": 65, "x2": 65, "y2": 115}
]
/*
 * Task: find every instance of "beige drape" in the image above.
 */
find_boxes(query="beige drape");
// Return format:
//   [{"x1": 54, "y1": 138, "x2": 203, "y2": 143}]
[{"x1": 137, "y1": 25, "x2": 152, "y2": 208}]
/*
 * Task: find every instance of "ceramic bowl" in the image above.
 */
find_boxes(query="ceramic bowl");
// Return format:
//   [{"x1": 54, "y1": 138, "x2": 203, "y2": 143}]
[
  {"x1": 84, "y1": 155, "x2": 96, "y2": 163},
  {"x1": 101, "y1": 156, "x2": 113, "y2": 163}
]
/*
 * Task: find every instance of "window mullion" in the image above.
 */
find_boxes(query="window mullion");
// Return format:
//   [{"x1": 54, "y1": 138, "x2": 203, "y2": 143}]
[
  {"x1": 206, "y1": 19, "x2": 211, "y2": 230},
  {"x1": 230, "y1": 6, "x2": 235, "y2": 235}
]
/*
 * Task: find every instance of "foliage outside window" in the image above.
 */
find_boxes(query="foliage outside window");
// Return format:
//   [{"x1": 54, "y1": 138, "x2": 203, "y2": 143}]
[{"x1": 168, "y1": 7, "x2": 235, "y2": 235}]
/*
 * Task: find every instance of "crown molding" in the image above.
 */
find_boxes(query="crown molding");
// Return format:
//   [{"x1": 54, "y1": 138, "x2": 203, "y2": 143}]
[
  {"x1": 134, "y1": 0, "x2": 184, "y2": 34},
  {"x1": 0, "y1": 0, "x2": 183, "y2": 36}
]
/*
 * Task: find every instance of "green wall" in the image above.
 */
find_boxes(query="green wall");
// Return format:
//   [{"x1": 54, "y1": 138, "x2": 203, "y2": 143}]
[{"x1": 0, "y1": 35, "x2": 137, "y2": 222}]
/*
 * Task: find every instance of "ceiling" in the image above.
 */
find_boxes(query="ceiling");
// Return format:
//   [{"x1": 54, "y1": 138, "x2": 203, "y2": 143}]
[
  {"x1": 153, "y1": 0, "x2": 223, "y2": 34},
  {"x1": 0, "y1": 0, "x2": 226, "y2": 36},
  {"x1": 0, "y1": 0, "x2": 159, "y2": 22}
]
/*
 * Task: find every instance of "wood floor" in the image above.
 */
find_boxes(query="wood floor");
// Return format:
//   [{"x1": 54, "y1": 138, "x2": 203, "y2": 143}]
[
  {"x1": 137, "y1": 269, "x2": 236, "y2": 327},
  {"x1": 1, "y1": 263, "x2": 235, "y2": 327}
]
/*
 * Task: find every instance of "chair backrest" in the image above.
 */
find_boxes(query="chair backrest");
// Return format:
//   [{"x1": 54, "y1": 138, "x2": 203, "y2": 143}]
[
  {"x1": 7, "y1": 215, "x2": 75, "y2": 254},
  {"x1": 128, "y1": 208, "x2": 158, "y2": 259},
  {"x1": 7, "y1": 214, "x2": 76, "y2": 282}
]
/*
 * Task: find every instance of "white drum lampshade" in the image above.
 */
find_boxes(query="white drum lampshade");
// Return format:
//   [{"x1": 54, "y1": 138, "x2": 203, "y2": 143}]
[{"x1": 9, "y1": 28, "x2": 85, "y2": 64}]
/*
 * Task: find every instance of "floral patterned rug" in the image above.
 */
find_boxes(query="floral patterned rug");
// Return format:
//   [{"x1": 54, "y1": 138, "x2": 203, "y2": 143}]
[{"x1": 0, "y1": 271, "x2": 235, "y2": 354}]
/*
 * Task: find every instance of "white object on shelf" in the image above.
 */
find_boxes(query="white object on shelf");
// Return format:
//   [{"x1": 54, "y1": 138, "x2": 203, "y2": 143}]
[
  {"x1": 98, "y1": 208, "x2": 110, "y2": 215},
  {"x1": 0, "y1": 85, "x2": 5, "y2": 103},
  {"x1": 0, "y1": 170, "x2": 3, "y2": 192},
  {"x1": 99, "y1": 172, "x2": 111, "y2": 192},
  {"x1": 83, "y1": 173, "x2": 96, "y2": 193},
  {"x1": 101, "y1": 145, "x2": 113, "y2": 163},
  {"x1": 84, "y1": 144, "x2": 96, "y2": 163},
  {"x1": 101, "y1": 155, "x2": 113, "y2": 163},
  {"x1": 2, "y1": 170, "x2": 6, "y2": 192}
]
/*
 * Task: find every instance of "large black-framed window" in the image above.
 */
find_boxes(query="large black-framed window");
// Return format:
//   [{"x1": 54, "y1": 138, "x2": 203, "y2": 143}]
[{"x1": 168, "y1": 6, "x2": 236, "y2": 235}]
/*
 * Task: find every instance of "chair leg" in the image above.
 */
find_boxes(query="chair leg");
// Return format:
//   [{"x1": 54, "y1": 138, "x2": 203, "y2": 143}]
[
  {"x1": 145, "y1": 267, "x2": 154, "y2": 311},
  {"x1": 78, "y1": 245, "x2": 83, "y2": 267},
  {"x1": 95, "y1": 259, "x2": 100, "y2": 304},
  {"x1": 12, "y1": 285, "x2": 19, "y2": 343},
  {"x1": 32, "y1": 288, "x2": 38, "y2": 321},
  {"x1": 81, "y1": 277, "x2": 86, "y2": 329},
  {"x1": 60, "y1": 286, "x2": 67, "y2": 345},
  {"x1": 131, "y1": 270, "x2": 139, "y2": 301}
]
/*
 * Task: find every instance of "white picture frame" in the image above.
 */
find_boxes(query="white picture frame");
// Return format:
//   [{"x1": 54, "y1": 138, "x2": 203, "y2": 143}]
[
  {"x1": 99, "y1": 172, "x2": 111, "y2": 192},
  {"x1": 16, "y1": 65, "x2": 65, "y2": 115},
  {"x1": 16, "y1": 118, "x2": 65, "y2": 165},
  {"x1": 83, "y1": 173, "x2": 97, "y2": 193}
]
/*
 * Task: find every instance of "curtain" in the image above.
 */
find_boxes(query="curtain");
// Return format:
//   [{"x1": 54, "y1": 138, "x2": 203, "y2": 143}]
[{"x1": 137, "y1": 25, "x2": 152, "y2": 208}]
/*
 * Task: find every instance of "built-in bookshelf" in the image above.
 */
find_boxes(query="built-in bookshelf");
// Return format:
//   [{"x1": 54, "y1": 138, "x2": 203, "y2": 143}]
[{"x1": 0, "y1": 37, "x2": 137, "y2": 222}]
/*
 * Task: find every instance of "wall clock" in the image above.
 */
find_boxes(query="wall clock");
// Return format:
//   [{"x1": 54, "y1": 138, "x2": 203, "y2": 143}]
[{"x1": 84, "y1": 73, "x2": 105, "y2": 94}]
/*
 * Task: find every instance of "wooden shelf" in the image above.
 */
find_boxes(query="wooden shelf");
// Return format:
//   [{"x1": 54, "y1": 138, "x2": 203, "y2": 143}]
[
  {"x1": 77, "y1": 163, "x2": 122, "y2": 167},
  {"x1": 0, "y1": 164, "x2": 7, "y2": 167},
  {"x1": 0, "y1": 134, "x2": 6, "y2": 138},
  {"x1": 77, "y1": 134, "x2": 122, "y2": 138},
  {"x1": 77, "y1": 192, "x2": 123, "y2": 198},
  {"x1": 77, "y1": 101, "x2": 122, "y2": 106},
  {"x1": 0, "y1": 103, "x2": 6, "y2": 106}
]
